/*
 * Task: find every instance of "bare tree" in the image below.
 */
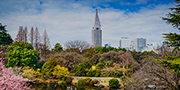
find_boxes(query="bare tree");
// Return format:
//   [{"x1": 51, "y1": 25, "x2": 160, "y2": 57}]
[
  {"x1": 34, "y1": 27, "x2": 41, "y2": 50},
  {"x1": 126, "y1": 59, "x2": 178, "y2": 90},
  {"x1": 29, "y1": 27, "x2": 34, "y2": 46},
  {"x1": 15, "y1": 26, "x2": 23, "y2": 41},
  {"x1": 41, "y1": 30, "x2": 51, "y2": 59},
  {"x1": 65, "y1": 40, "x2": 90, "y2": 51},
  {"x1": 23, "y1": 27, "x2": 28, "y2": 42}
]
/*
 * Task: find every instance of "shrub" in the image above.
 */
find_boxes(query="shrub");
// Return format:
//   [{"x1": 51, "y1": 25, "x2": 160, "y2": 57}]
[
  {"x1": 78, "y1": 79, "x2": 83, "y2": 85},
  {"x1": 93, "y1": 80, "x2": 99, "y2": 84},
  {"x1": 73, "y1": 61, "x2": 92, "y2": 76},
  {"x1": 22, "y1": 68, "x2": 42, "y2": 80},
  {"x1": 95, "y1": 69, "x2": 101, "y2": 77},
  {"x1": 83, "y1": 77, "x2": 92, "y2": 85},
  {"x1": 52, "y1": 65, "x2": 70, "y2": 78},
  {"x1": 65, "y1": 77, "x2": 72, "y2": 84},
  {"x1": 6, "y1": 41, "x2": 40, "y2": 68},
  {"x1": 41, "y1": 57, "x2": 57, "y2": 79},
  {"x1": 109, "y1": 78, "x2": 119, "y2": 88},
  {"x1": 0, "y1": 60, "x2": 31, "y2": 89},
  {"x1": 87, "y1": 70, "x2": 96, "y2": 77}
]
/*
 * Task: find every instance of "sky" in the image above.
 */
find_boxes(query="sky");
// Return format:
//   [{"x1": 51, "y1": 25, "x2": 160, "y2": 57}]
[{"x1": 0, "y1": 0, "x2": 178, "y2": 48}]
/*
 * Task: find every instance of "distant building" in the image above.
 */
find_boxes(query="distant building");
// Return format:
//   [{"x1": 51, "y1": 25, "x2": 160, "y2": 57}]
[
  {"x1": 105, "y1": 43, "x2": 111, "y2": 48},
  {"x1": 134, "y1": 38, "x2": 146, "y2": 52},
  {"x1": 142, "y1": 43, "x2": 158, "y2": 52},
  {"x1": 119, "y1": 37, "x2": 131, "y2": 50},
  {"x1": 92, "y1": 6, "x2": 102, "y2": 47}
]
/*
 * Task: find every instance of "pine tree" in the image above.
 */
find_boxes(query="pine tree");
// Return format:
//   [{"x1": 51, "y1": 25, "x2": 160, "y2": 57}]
[
  {"x1": 162, "y1": 0, "x2": 180, "y2": 48},
  {"x1": 0, "y1": 23, "x2": 13, "y2": 45}
]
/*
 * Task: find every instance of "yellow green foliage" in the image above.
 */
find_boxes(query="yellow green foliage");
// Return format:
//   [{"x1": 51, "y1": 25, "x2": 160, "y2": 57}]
[
  {"x1": 23, "y1": 68, "x2": 42, "y2": 80},
  {"x1": 52, "y1": 65, "x2": 70, "y2": 77}
]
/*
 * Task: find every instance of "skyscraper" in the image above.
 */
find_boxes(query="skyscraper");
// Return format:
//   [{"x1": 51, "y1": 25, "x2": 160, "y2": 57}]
[
  {"x1": 92, "y1": 6, "x2": 102, "y2": 47},
  {"x1": 134, "y1": 38, "x2": 146, "y2": 52}
]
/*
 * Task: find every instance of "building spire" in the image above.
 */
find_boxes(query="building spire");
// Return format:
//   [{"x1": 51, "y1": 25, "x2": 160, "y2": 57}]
[{"x1": 93, "y1": 5, "x2": 101, "y2": 29}]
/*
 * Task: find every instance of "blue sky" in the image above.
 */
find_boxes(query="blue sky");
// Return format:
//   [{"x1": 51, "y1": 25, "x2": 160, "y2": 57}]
[{"x1": 0, "y1": 0, "x2": 177, "y2": 48}]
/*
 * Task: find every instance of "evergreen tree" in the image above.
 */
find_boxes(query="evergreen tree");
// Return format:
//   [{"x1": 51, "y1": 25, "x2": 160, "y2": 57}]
[
  {"x1": 162, "y1": 0, "x2": 180, "y2": 48},
  {"x1": 0, "y1": 23, "x2": 13, "y2": 45}
]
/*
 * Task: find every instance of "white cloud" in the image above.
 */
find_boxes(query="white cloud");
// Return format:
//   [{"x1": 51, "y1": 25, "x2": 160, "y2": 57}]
[{"x1": 0, "y1": 0, "x2": 177, "y2": 48}]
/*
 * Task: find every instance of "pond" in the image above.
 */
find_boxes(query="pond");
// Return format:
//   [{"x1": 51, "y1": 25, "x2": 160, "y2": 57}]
[{"x1": 31, "y1": 83, "x2": 120, "y2": 90}]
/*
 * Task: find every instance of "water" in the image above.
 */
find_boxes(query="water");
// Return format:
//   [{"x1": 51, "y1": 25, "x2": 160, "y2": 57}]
[{"x1": 31, "y1": 83, "x2": 119, "y2": 90}]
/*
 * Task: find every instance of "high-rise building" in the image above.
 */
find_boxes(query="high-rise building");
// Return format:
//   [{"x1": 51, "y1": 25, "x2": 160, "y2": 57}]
[
  {"x1": 119, "y1": 37, "x2": 131, "y2": 50},
  {"x1": 92, "y1": 6, "x2": 102, "y2": 47},
  {"x1": 134, "y1": 38, "x2": 146, "y2": 52}
]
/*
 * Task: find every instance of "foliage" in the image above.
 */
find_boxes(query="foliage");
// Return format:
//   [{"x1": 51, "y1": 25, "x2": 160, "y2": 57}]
[
  {"x1": 0, "y1": 23, "x2": 13, "y2": 45},
  {"x1": 22, "y1": 68, "x2": 42, "y2": 80},
  {"x1": 41, "y1": 56, "x2": 57, "y2": 79},
  {"x1": 162, "y1": 0, "x2": 180, "y2": 47},
  {"x1": 96, "y1": 62, "x2": 105, "y2": 69},
  {"x1": 73, "y1": 61, "x2": 92, "y2": 76},
  {"x1": 52, "y1": 43, "x2": 63, "y2": 53},
  {"x1": 83, "y1": 78, "x2": 92, "y2": 85},
  {"x1": 0, "y1": 60, "x2": 31, "y2": 90},
  {"x1": 109, "y1": 78, "x2": 119, "y2": 88},
  {"x1": 163, "y1": 33, "x2": 180, "y2": 47},
  {"x1": 65, "y1": 77, "x2": 72, "y2": 84},
  {"x1": 82, "y1": 46, "x2": 126, "y2": 58},
  {"x1": 6, "y1": 41, "x2": 40, "y2": 67},
  {"x1": 87, "y1": 70, "x2": 96, "y2": 77},
  {"x1": 78, "y1": 79, "x2": 83, "y2": 85},
  {"x1": 52, "y1": 65, "x2": 70, "y2": 78},
  {"x1": 155, "y1": 58, "x2": 180, "y2": 73}
]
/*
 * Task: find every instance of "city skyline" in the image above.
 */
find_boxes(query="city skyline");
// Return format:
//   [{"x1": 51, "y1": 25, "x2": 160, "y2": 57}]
[{"x1": 0, "y1": 0, "x2": 177, "y2": 48}]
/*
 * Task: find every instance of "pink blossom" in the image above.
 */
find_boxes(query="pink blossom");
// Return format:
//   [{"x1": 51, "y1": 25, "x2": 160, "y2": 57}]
[{"x1": 0, "y1": 60, "x2": 32, "y2": 90}]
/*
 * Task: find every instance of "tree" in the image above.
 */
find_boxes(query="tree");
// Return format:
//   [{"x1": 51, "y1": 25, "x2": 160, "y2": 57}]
[
  {"x1": 0, "y1": 59, "x2": 31, "y2": 90},
  {"x1": 41, "y1": 30, "x2": 50, "y2": 59},
  {"x1": 65, "y1": 40, "x2": 90, "y2": 51},
  {"x1": 41, "y1": 56, "x2": 57, "y2": 79},
  {"x1": 34, "y1": 27, "x2": 41, "y2": 50},
  {"x1": 52, "y1": 43, "x2": 63, "y2": 53},
  {"x1": 6, "y1": 41, "x2": 40, "y2": 67},
  {"x1": 126, "y1": 59, "x2": 175, "y2": 89},
  {"x1": 29, "y1": 27, "x2": 34, "y2": 46},
  {"x1": 162, "y1": 0, "x2": 180, "y2": 47},
  {"x1": 15, "y1": 26, "x2": 23, "y2": 42},
  {"x1": 23, "y1": 27, "x2": 28, "y2": 42},
  {"x1": 15, "y1": 26, "x2": 28, "y2": 42},
  {"x1": 0, "y1": 23, "x2": 13, "y2": 45}
]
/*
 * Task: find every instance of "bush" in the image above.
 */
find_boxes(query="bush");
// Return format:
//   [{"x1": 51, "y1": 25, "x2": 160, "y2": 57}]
[
  {"x1": 83, "y1": 77, "x2": 92, "y2": 85},
  {"x1": 78, "y1": 79, "x2": 83, "y2": 85},
  {"x1": 93, "y1": 80, "x2": 99, "y2": 84},
  {"x1": 6, "y1": 41, "x2": 40, "y2": 68},
  {"x1": 73, "y1": 61, "x2": 92, "y2": 76},
  {"x1": 95, "y1": 69, "x2": 101, "y2": 77},
  {"x1": 65, "y1": 77, "x2": 72, "y2": 84},
  {"x1": 87, "y1": 70, "x2": 96, "y2": 77},
  {"x1": 22, "y1": 68, "x2": 42, "y2": 80},
  {"x1": 41, "y1": 57, "x2": 57, "y2": 79},
  {"x1": 0, "y1": 60, "x2": 31, "y2": 89},
  {"x1": 109, "y1": 78, "x2": 119, "y2": 88}
]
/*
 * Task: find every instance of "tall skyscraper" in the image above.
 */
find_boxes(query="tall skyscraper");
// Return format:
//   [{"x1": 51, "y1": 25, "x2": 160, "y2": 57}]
[
  {"x1": 134, "y1": 38, "x2": 146, "y2": 52},
  {"x1": 92, "y1": 6, "x2": 102, "y2": 47}
]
